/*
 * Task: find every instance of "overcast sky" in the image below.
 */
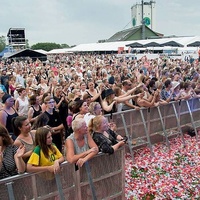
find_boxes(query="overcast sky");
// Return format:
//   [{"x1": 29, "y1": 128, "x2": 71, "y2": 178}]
[{"x1": 0, "y1": 0, "x2": 199, "y2": 46}]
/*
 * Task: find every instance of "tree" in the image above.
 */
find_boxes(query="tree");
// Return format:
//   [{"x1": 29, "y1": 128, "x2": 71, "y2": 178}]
[
  {"x1": 31, "y1": 42, "x2": 70, "y2": 51},
  {"x1": 0, "y1": 36, "x2": 6, "y2": 52},
  {"x1": 61, "y1": 44, "x2": 69, "y2": 48}
]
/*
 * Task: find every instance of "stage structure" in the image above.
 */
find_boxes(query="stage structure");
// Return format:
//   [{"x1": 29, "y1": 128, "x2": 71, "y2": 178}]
[{"x1": 7, "y1": 28, "x2": 26, "y2": 50}]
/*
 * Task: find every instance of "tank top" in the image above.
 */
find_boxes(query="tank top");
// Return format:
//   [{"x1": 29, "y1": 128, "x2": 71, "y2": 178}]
[
  {"x1": 16, "y1": 97, "x2": 29, "y2": 116},
  {"x1": 67, "y1": 133, "x2": 89, "y2": 154},
  {"x1": 1, "y1": 108, "x2": 18, "y2": 133},
  {"x1": 31, "y1": 105, "x2": 42, "y2": 118}
]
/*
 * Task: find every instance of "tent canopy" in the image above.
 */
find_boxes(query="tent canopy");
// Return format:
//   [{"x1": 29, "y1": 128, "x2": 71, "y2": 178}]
[
  {"x1": 126, "y1": 42, "x2": 144, "y2": 48},
  {"x1": 187, "y1": 41, "x2": 200, "y2": 47},
  {"x1": 143, "y1": 42, "x2": 162, "y2": 47},
  {"x1": 5, "y1": 48, "x2": 47, "y2": 61},
  {"x1": 161, "y1": 41, "x2": 184, "y2": 47}
]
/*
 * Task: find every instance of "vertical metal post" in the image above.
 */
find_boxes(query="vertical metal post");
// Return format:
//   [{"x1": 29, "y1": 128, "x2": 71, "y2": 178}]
[
  {"x1": 85, "y1": 161, "x2": 97, "y2": 200},
  {"x1": 121, "y1": 113, "x2": 135, "y2": 162},
  {"x1": 6, "y1": 182, "x2": 15, "y2": 200},
  {"x1": 55, "y1": 174, "x2": 65, "y2": 200}
]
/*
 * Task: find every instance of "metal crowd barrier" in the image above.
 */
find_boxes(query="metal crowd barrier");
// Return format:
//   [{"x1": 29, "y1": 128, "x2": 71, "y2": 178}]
[
  {"x1": 105, "y1": 98, "x2": 200, "y2": 161},
  {"x1": 0, "y1": 147, "x2": 125, "y2": 200}
]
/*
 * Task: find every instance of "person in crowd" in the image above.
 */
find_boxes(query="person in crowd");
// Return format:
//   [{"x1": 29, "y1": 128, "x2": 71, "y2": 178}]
[
  {"x1": 0, "y1": 79, "x2": 7, "y2": 93},
  {"x1": 0, "y1": 124, "x2": 26, "y2": 179},
  {"x1": 180, "y1": 81, "x2": 200, "y2": 99},
  {"x1": 8, "y1": 76, "x2": 16, "y2": 96},
  {"x1": 31, "y1": 112, "x2": 50, "y2": 133},
  {"x1": 12, "y1": 116, "x2": 34, "y2": 163},
  {"x1": 43, "y1": 96, "x2": 64, "y2": 152},
  {"x1": 84, "y1": 102, "x2": 103, "y2": 126},
  {"x1": 15, "y1": 87, "x2": 29, "y2": 116},
  {"x1": 0, "y1": 69, "x2": 9, "y2": 93},
  {"x1": 160, "y1": 79, "x2": 176, "y2": 102},
  {"x1": 0, "y1": 89, "x2": 4, "y2": 109},
  {"x1": 69, "y1": 99, "x2": 89, "y2": 121},
  {"x1": 65, "y1": 118, "x2": 98, "y2": 168},
  {"x1": 0, "y1": 94, "x2": 18, "y2": 140},
  {"x1": 27, "y1": 126, "x2": 64, "y2": 173},
  {"x1": 53, "y1": 86, "x2": 69, "y2": 138},
  {"x1": 88, "y1": 115, "x2": 126, "y2": 154},
  {"x1": 85, "y1": 79, "x2": 102, "y2": 103},
  {"x1": 28, "y1": 94, "x2": 42, "y2": 124},
  {"x1": 134, "y1": 87, "x2": 159, "y2": 107},
  {"x1": 15, "y1": 69, "x2": 25, "y2": 88}
]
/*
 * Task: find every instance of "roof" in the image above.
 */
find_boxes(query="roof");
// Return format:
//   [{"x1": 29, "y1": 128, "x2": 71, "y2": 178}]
[
  {"x1": 4, "y1": 48, "x2": 47, "y2": 61},
  {"x1": 107, "y1": 25, "x2": 162, "y2": 42},
  {"x1": 47, "y1": 36, "x2": 200, "y2": 53}
]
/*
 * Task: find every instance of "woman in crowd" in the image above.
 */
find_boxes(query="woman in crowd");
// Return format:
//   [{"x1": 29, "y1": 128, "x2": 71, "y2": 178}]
[
  {"x1": 0, "y1": 94, "x2": 18, "y2": 140},
  {"x1": 43, "y1": 96, "x2": 64, "y2": 152},
  {"x1": 85, "y1": 79, "x2": 102, "y2": 103},
  {"x1": 0, "y1": 124, "x2": 25, "y2": 179},
  {"x1": 27, "y1": 126, "x2": 64, "y2": 173},
  {"x1": 28, "y1": 94, "x2": 42, "y2": 124},
  {"x1": 15, "y1": 87, "x2": 29, "y2": 116},
  {"x1": 88, "y1": 115, "x2": 126, "y2": 155},
  {"x1": 65, "y1": 118, "x2": 98, "y2": 168},
  {"x1": 69, "y1": 99, "x2": 89, "y2": 121},
  {"x1": 134, "y1": 88, "x2": 159, "y2": 107},
  {"x1": 12, "y1": 116, "x2": 34, "y2": 163}
]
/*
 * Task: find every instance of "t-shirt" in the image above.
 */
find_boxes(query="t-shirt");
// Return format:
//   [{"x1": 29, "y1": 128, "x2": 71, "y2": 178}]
[{"x1": 28, "y1": 145, "x2": 63, "y2": 167}]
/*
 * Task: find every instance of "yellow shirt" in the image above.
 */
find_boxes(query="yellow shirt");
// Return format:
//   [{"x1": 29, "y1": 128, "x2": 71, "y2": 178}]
[{"x1": 28, "y1": 145, "x2": 63, "y2": 166}]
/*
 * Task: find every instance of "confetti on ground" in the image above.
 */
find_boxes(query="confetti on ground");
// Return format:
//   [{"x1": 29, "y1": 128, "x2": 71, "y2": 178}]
[{"x1": 125, "y1": 134, "x2": 200, "y2": 199}]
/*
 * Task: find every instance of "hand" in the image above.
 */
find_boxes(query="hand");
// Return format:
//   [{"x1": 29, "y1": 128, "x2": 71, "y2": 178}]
[
  {"x1": 89, "y1": 147, "x2": 98, "y2": 153},
  {"x1": 53, "y1": 160, "x2": 61, "y2": 174},
  {"x1": 76, "y1": 158, "x2": 86, "y2": 167},
  {"x1": 15, "y1": 145, "x2": 25, "y2": 158}
]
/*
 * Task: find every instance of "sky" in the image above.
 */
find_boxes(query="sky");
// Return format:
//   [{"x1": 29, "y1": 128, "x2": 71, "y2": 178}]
[{"x1": 0, "y1": 0, "x2": 199, "y2": 47}]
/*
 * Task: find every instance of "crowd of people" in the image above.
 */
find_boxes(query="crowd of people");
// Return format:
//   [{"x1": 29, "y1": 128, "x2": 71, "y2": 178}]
[{"x1": 0, "y1": 52, "x2": 199, "y2": 185}]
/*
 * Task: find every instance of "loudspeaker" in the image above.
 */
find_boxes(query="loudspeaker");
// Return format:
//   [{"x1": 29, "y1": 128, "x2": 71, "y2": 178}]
[{"x1": 7, "y1": 28, "x2": 25, "y2": 45}]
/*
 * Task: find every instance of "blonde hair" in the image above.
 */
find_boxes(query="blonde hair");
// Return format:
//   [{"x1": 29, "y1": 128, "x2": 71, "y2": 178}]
[
  {"x1": 88, "y1": 115, "x2": 104, "y2": 135},
  {"x1": 72, "y1": 118, "x2": 85, "y2": 131}
]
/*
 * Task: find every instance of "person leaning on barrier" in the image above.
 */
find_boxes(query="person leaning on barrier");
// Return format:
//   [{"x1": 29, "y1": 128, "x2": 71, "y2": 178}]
[
  {"x1": 134, "y1": 88, "x2": 159, "y2": 107},
  {"x1": 88, "y1": 115, "x2": 126, "y2": 155},
  {"x1": 0, "y1": 124, "x2": 26, "y2": 179},
  {"x1": 65, "y1": 118, "x2": 98, "y2": 168},
  {"x1": 27, "y1": 127, "x2": 64, "y2": 174}
]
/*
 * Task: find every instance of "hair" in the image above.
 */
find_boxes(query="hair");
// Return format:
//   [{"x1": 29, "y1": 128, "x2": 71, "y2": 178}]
[
  {"x1": 35, "y1": 127, "x2": 56, "y2": 158},
  {"x1": 72, "y1": 118, "x2": 85, "y2": 132},
  {"x1": 0, "y1": 124, "x2": 13, "y2": 146},
  {"x1": 29, "y1": 94, "x2": 37, "y2": 105},
  {"x1": 164, "y1": 79, "x2": 172, "y2": 88},
  {"x1": 88, "y1": 102, "x2": 101, "y2": 115},
  {"x1": 41, "y1": 92, "x2": 50, "y2": 103},
  {"x1": 113, "y1": 86, "x2": 122, "y2": 97},
  {"x1": 17, "y1": 87, "x2": 26, "y2": 94},
  {"x1": 82, "y1": 93, "x2": 91, "y2": 101},
  {"x1": 12, "y1": 116, "x2": 27, "y2": 137},
  {"x1": 32, "y1": 113, "x2": 49, "y2": 130},
  {"x1": 69, "y1": 99, "x2": 85, "y2": 114},
  {"x1": 44, "y1": 96, "x2": 53, "y2": 104},
  {"x1": 88, "y1": 115, "x2": 104, "y2": 135}
]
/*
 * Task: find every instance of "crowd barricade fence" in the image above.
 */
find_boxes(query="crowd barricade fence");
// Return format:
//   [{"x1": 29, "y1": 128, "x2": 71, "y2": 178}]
[
  {"x1": 0, "y1": 147, "x2": 125, "y2": 200},
  {"x1": 105, "y1": 98, "x2": 200, "y2": 160}
]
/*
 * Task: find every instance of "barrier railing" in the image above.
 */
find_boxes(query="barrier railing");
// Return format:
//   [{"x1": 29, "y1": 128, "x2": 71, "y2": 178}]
[
  {"x1": 0, "y1": 147, "x2": 125, "y2": 200},
  {"x1": 105, "y1": 98, "x2": 200, "y2": 160}
]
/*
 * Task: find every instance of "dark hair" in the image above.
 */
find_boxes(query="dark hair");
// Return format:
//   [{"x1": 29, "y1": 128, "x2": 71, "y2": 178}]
[
  {"x1": 0, "y1": 124, "x2": 13, "y2": 146},
  {"x1": 69, "y1": 99, "x2": 85, "y2": 114},
  {"x1": 164, "y1": 79, "x2": 171, "y2": 88},
  {"x1": 32, "y1": 113, "x2": 49, "y2": 130},
  {"x1": 17, "y1": 87, "x2": 26, "y2": 94},
  {"x1": 35, "y1": 127, "x2": 56, "y2": 158},
  {"x1": 12, "y1": 116, "x2": 27, "y2": 137},
  {"x1": 29, "y1": 95, "x2": 37, "y2": 105}
]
